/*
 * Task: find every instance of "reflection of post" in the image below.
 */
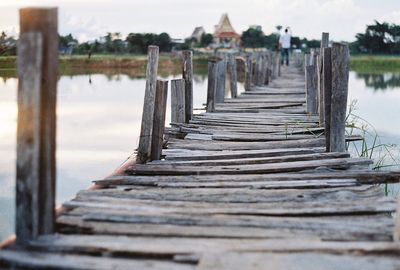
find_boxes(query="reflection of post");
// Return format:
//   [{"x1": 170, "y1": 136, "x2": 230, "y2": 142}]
[
  {"x1": 171, "y1": 79, "x2": 185, "y2": 124},
  {"x1": 17, "y1": 7, "x2": 58, "y2": 245},
  {"x1": 150, "y1": 80, "x2": 168, "y2": 161},
  {"x1": 137, "y1": 46, "x2": 159, "y2": 164},
  {"x1": 182, "y1": 50, "x2": 193, "y2": 123},
  {"x1": 330, "y1": 43, "x2": 349, "y2": 152},
  {"x1": 206, "y1": 58, "x2": 218, "y2": 112}
]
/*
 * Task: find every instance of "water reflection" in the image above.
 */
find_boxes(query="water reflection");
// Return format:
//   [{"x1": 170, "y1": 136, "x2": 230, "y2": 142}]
[{"x1": 355, "y1": 72, "x2": 400, "y2": 91}]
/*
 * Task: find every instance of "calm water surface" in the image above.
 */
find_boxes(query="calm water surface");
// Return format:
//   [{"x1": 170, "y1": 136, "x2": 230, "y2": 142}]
[{"x1": 0, "y1": 68, "x2": 399, "y2": 242}]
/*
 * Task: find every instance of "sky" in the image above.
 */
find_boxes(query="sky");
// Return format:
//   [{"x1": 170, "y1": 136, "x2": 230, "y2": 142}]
[{"x1": 0, "y1": 0, "x2": 400, "y2": 42}]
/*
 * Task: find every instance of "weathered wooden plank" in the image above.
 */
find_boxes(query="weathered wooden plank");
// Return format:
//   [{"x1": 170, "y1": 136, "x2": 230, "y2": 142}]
[
  {"x1": 150, "y1": 152, "x2": 350, "y2": 167},
  {"x1": 197, "y1": 252, "x2": 400, "y2": 270},
  {"x1": 182, "y1": 50, "x2": 193, "y2": 123},
  {"x1": 137, "y1": 45, "x2": 159, "y2": 163},
  {"x1": 0, "y1": 250, "x2": 193, "y2": 270},
  {"x1": 18, "y1": 7, "x2": 58, "y2": 242},
  {"x1": 211, "y1": 133, "x2": 318, "y2": 142}
]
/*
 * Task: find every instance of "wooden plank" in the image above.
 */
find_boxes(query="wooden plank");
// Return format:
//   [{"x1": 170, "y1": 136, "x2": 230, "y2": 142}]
[
  {"x1": 57, "y1": 214, "x2": 394, "y2": 241},
  {"x1": 150, "y1": 80, "x2": 168, "y2": 160},
  {"x1": 137, "y1": 45, "x2": 159, "y2": 163},
  {"x1": 330, "y1": 43, "x2": 349, "y2": 152},
  {"x1": 30, "y1": 235, "x2": 400, "y2": 258},
  {"x1": 197, "y1": 252, "x2": 400, "y2": 270},
  {"x1": 19, "y1": 7, "x2": 58, "y2": 241},
  {"x1": 182, "y1": 50, "x2": 193, "y2": 123},
  {"x1": 171, "y1": 79, "x2": 185, "y2": 123},
  {"x1": 0, "y1": 250, "x2": 193, "y2": 270},
  {"x1": 150, "y1": 152, "x2": 350, "y2": 167}
]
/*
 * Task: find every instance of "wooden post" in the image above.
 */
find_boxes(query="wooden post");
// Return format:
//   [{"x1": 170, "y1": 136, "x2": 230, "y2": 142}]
[
  {"x1": 330, "y1": 43, "x2": 350, "y2": 152},
  {"x1": 171, "y1": 79, "x2": 185, "y2": 124},
  {"x1": 206, "y1": 58, "x2": 218, "y2": 112},
  {"x1": 227, "y1": 53, "x2": 238, "y2": 98},
  {"x1": 271, "y1": 52, "x2": 278, "y2": 80},
  {"x1": 305, "y1": 65, "x2": 318, "y2": 114},
  {"x1": 318, "y1": 33, "x2": 330, "y2": 126},
  {"x1": 182, "y1": 50, "x2": 193, "y2": 123},
  {"x1": 322, "y1": 47, "x2": 332, "y2": 152},
  {"x1": 150, "y1": 80, "x2": 168, "y2": 161},
  {"x1": 215, "y1": 58, "x2": 225, "y2": 103},
  {"x1": 17, "y1": 7, "x2": 58, "y2": 245},
  {"x1": 137, "y1": 46, "x2": 159, "y2": 164},
  {"x1": 244, "y1": 55, "x2": 252, "y2": 91},
  {"x1": 394, "y1": 199, "x2": 400, "y2": 241}
]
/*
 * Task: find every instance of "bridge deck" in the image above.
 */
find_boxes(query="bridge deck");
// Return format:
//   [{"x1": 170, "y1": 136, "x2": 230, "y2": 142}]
[{"x1": 1, "y1": 65, "x2": 400, "y2": 269}]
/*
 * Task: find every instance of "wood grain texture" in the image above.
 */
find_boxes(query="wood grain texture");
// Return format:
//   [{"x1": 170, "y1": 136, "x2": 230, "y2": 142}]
[
  {"x1": 150, "y1": 80, "x2": 168, "y2": 161},
  {"x1": 171, "y1": 79, "x2": 185, "y2": 124},
  {"x1": 182, "y1": 50, "x2": 193, "y2": 123}
]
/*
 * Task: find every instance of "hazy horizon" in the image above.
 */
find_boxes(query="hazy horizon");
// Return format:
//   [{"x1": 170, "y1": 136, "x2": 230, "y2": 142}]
[{"x1": 1, "y1": 0, "x2": 399, "y2": 43}]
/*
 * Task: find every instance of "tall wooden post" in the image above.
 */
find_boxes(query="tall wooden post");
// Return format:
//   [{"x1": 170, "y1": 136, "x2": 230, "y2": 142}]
[
  {"x1": 150, "y1": 80, "x2": 168, "y2": 161},
  {"x1": 215, "y1": 58, "x2": 225, "y2": 103},
  {"x1": 171, "y1": 79, "x2": 185, "y2": 124},
  {"x1": 318, "y1": 32, "x2": 330, "y2": 126},
  {"x1": 182, "y1": 50, "x2": 193, "y2": 123},
  {"x1": 330, "y1": 43, "x2": 350, "y2": 152},
  {"x1": 137, "y1": 46, "x2": 159, "y2": 164},
  {"x1": 245, "y1": 55, "x2": 252, "y2": 91},
  {"x1": 323, "y1": 47, "x2": 332, "y2": 152},
  {"x1": 17, "y1": 7, "x2": 58, "y2": 245},
  {"x1": 306, "y1": 64, "x2": 318, "y2": 115},
  {"x1": 394, "y1": 199, "x2": 400, "y2": 241},
  {"x1": 227, "y1": 53, "x2": 238, "y2": 98},
  {"x1": 206, "y1": 58, "x2": 218, "y2": 112}
]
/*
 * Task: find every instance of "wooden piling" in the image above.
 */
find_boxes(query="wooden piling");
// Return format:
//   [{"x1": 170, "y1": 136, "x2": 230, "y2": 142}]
[
  {"x1": 171, "y1": 79, "x2": 185, "y2": 124},
  {"x1": 215, "y1": 58, "x2": 225, "y2": 103},
  {"x1": 318, "y1": 32, "x2": 330, "y2": 126},
  {"x1": 305, "y1": 65, "x2": 318, "y2": 114},
  {"x1": 322, "y1": 47, "x2": 332, "y2": 152},
  {"x1": 206, "y1": 58, "x2": 218, "y2": 112},
  {"x1": 330, "y1": 43, "x2": 350, "y2": 152},
  {"x1": 227, "y1": 54, "x2": 238, "y2": 98},
  {"x1": 137, "y1": 46, "x2": 159, "y2": 164},
  {"x1": 182, "y1": 50, "x2": 193, "y2": 123},
  {"x1": 17, "y1": 7, "x2": 58, "y2": 245},
  {"x1": 244, "y1": 56, "x2": 252, "y2": 91},
  {"x1": 150, "y1": 80, "x2": 168, "y2": 161}
]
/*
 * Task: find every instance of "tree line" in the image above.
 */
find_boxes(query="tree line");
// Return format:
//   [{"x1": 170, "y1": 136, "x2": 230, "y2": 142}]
[{"x1": 1, "y1": 20, "x2": 400, "y2": 56}]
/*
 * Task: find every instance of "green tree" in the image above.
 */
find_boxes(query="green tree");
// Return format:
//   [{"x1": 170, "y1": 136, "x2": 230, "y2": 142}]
[
  {"x1": 200, "y1": 33, "x2": 213, "y2": 47},
  {"x1": 0, "y1": 31, "x2": 17, "y2": 56},
  {"x1": 241, "y1": 28, "x2": 265, "y2": 48}
]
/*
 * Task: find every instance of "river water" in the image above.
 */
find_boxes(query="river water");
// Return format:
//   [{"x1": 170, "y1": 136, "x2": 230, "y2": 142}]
[{"x1": 0, "y1": 68, "x2": 399, "y2": 242}]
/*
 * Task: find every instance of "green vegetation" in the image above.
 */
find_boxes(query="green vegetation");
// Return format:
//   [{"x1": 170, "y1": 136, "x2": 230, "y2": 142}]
[{"x1": 350, "y1": 55, "x2": 400, "y2": 73}]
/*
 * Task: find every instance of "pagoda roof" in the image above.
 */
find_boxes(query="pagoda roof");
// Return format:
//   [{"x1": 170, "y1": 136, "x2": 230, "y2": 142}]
[{"x1": 214, "y1": 13, "x2": 240, "y2": 38}]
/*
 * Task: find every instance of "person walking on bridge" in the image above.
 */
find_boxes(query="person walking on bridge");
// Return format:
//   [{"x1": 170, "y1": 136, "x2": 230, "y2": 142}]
[{"x1": 279, "y1": 27, "x2": 292, "y2": 66}]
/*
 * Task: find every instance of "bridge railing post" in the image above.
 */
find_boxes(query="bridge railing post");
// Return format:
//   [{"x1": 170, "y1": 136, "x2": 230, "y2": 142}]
[
  {"x1": 206, "y1": 58, "x2": 219, "y2": 112},
  {"x1": 318, "y1": 32, "x2": 330, "y2": 126},
  {"x1": 244, "y1": 55, "x2": 253, "y2": 91},
  {"x1": 322, "y1": 47, "x2": 332, "y2": 152},
  {"x1": 215, "y1": 56, "x2": 225, "y2": 103},
  {"x1": 305, "y1": 53, "x2": 318, "y2": 115},
  {"x1": 137, "y1": 45, "x2": 159, "y2": 164},
  {"x1": 150, "y1": 80, "x2": 168, "y2": 161},
  {"x1": 16, "y1": 7, "x2": 58, "y2": 245},
  {"x1": 171, "y1": 78, "x2": 186, "y2": 124},
  {"x1": 329, "y1": 42, "x2": 350, "y2": 152},
  {"x1": 182, "y1": 50, "x2": 193, "y2": 123},
  {"x1": 227, "y1": 53, "x2": 238, "y2": 98}
]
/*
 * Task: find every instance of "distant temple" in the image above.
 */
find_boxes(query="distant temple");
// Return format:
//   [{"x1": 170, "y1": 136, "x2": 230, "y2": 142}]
[
  {"x1": 190, "y1": 26, "x2": 206, "y2": 43},
  {"x1": 213, "y1": 13, "x2": 240, "y2": 48}
]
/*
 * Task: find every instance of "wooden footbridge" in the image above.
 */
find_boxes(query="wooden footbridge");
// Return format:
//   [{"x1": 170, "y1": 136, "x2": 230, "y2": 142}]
[{"x1": 1, "y1": 8, "x2": 400, "y2": 270}]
